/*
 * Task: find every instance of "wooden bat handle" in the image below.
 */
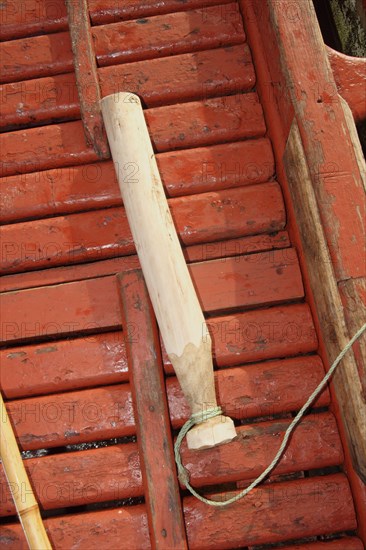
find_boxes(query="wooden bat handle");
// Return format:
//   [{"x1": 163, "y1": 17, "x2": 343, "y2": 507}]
[{"x1": 101, "y1": 92, "x2": 236, "y2": 449}]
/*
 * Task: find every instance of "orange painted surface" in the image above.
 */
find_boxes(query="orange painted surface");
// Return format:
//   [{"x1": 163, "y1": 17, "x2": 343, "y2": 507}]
[
  {"x1": 1, "y1": 186, "x2": 285, "y2": 273},
  {"x1": 0, "y1": 476, "x2": 357, "y2": 549},
  {"x1": 0, "y1": 332, "x2": 128, "y2": 399},
  {"x1": 167, "y1": 355, "x2": 328, "y2": 426},
  {"x1": 0, "y1": 44, "x2": 254, "y2": 130},
  {"x1": 183, "y1": 474, "x2": 356, "y2": 549},
  {"x1": 0, "y1": 442, "x2": 143, "y2": 515},
  {"x1": 0, "y1": 412, "x2": 340, "y2": 517},
  {"x1": 0, "y1": 32, "x2": 73, "y2": 84},
  {"x1": 0, "y1": 136, "x2": 272, "y2": 222},
  {"x1": 279, "y1": 539, "x2": 364, "y2": 550},
  {"x1": 0, "y1": 232, "x2": 290, "y2": 294},
  {"x1": 327, "y1": 46, "x2": 366, "y2": 122},
  {"x1": 94, "y1": 4, "x2": 245, "y2": 67}
]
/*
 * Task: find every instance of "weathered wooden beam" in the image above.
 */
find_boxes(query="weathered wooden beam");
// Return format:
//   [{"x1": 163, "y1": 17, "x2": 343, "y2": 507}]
[
  {"x1": 65, "y1": 0, "x2": 110, "y2": 159},
  {"x1": 117, "y1": 270, "x2": 187, "y2": 549},
  {"x1": 283, "y1": 119, "x2": 366, "y2": 482}
]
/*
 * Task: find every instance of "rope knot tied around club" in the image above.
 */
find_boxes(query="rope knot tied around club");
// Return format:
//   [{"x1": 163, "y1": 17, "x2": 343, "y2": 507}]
[{"x1": 174, "y1": 406, "x2": 223, "y2": 486}]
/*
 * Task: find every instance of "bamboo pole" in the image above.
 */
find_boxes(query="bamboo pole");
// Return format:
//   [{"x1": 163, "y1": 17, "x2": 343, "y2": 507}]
[
  {"x1": 0, "y1": 392, "x2": 52, "y2": 549},
  {"x1": 101, "y1": 92, "x2": 237, "y2": 449}
]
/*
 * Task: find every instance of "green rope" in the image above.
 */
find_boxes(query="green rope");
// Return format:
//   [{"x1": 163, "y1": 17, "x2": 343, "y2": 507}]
[{"x1": 174, "y1": 322, "x2": 366, "y2": 507}]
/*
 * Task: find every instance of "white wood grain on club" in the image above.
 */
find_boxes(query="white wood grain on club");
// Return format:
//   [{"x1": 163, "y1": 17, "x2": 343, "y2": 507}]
[{"x1": 101, "y1": 92, "x2": 236, "y2": 449}]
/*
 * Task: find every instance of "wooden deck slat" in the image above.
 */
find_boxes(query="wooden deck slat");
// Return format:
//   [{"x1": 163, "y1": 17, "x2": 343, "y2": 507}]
[
  {"x1": 0, "y1": 276, "x2": 121, "y2": 345},
  {"x1": 0, "y1": 442, "x2": 142, "y2": 516},
  {"x1": 1, "y1": 182, "x2": 285, "y2": 274},
  {"x1": 0, "y1": 412, "x2": 340, "y2": 517},
  {"x1": 1, "y1": 505, "x2": 151, "y2": 549},
  {"x1": 0, "y1": 5, "x2": 243, "y2": 84},
  {"x1": 89, "y1": 0, "x2": 235, "y2": 25},
  {"x1": 164, "y1": 303, "x2": 318, "y2": 370},
  {"x1": 0, "y1": 136, "x2": 272, "y2": 222},
  {"x1": 94, "y1": 4, "x2": 244, "y2": 67},
  {"x1": 0, "y1": 32, "x2": 73, "y2": 84},
  {"x1": 185, "y1": 248, "x2": 303, "y2": 312},
  {"x1": 184, "y1": 474, "x2": 356, "y2": 549},
  {"x1": 0, "y1": 0, "x2": 68, "y2": 41},
  {"x1": 118, "y1": 270, "x2": 187, "y2": 549},
  {"x1": 277, "y1": 538, "x2": 364, "y2": 550},
  {"x1": 0, "y1": 45, "x2": 254, "y2": 132},
  {"x1": 0, "y1": 0, "x2": 234, "y2": 41},
  {"x1": 4, "y1": 354, "x2": 327, "y2": 451},
  {"x1": 0, "y1": 317, "x2": 316, "y2": 400},
  {"x1": 0, "y1": 95, "x2": 267, "y2": 177},
  {"x1": 167, "y1": 355, "x2": 328, "y2": 427},
  {"x1": 1, "y1": 249, "x2": 303, "y2": 344},
  {"x1": 179, "y1": 412, "x2": 341, "y2": 488},
  {"x1": 0, "y1": 122, "x2": 98, "y2": 178},
  {"x1": 0, "y1": 332, "x2": 128, "y2": 399},
  {"x1": 99, "y1": 44, "x2": 255, "y2": 107},
  {"x1": 0, "y1": 232, "x2": 290, "y2": 294},
  {"x1": 0, "y1": 475, "x2": 356, "y2": 549}
]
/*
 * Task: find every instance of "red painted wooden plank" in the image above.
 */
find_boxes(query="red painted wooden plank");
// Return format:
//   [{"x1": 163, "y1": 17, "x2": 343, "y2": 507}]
[
  {"x1": 118, "y1": 270, "x2": 187, "y2": 549},
  {"x1": 187, "y1": 248, "x2": 303, "y2": 313},
  {"x1": 0, "y1": 32, "x2": 73, "y2": 84},
  {"x1": 253, "y1": 1, "x2": 365, "y2": 280},
  {"x1": 147, "y1": 93, "x2": 266, "y2": 152},
  {"x1": 100, "y1": 44, "x2": 255, "y2": 107},
  {"x1": 94, "y1": 4, "x2": 244, "y2": 67},
  {"x1": 66, "y1": 0, "x2": 110, "y2": 159},
  {"x1": 0, "y1": 45, "x2": 254, "y2": 131},
  {"x1": 278, "y1": 538, "x2": 364, "y2": 550},
  {"x1": 327, "y1": 47, "x2": 366, "y2": 123},
  {"x1": 164, "y1": 303, "x2": 318, "y2": 370},
  {"x1": 0, "y1": 0, "x2": 68, "y2": 41},
  {"x1": 4, "y1": 353, "x2": 326, "y2": 451},
  {"x1": 0, "y1": 232, "x2": 290, "y2": 294},
  {"x1": 0, "y1": 4, "x2": 244, "y2": 84},
  {"x1": 180, "y1": 412, "x2": 341, "y2": 488},
  {"x1": 5, "y1": 383, "x2": 135, "y2": 450},
  {"x1": 0, "y1": 505, "x2": 150, "y2": 550},
  {"x1": 0, "y1": 412, "x2": 340, "y2": 517},
  {"x1": 184, "y1": 474, "x2": 356, "y2": 549},
  {"x1": 0, "y1": 332, "x2": 127, "y2": 399},
  {"x1": 0, "y1": 136, "x2": 271, "y2": 222},
  {"x1": 167, "y1": 355, "x2": 329, "y2": 427},
  {"x1": 0, "y1": 276, "x2": 121, "y2": 344},
  {"x1": 0, "y1": 442, "x2": 142, "y2": 516},
  {"x1": 184, "y1": 231, "x2": 290, "y2": 263},
  {"x1": 0, "y1": 123, "x2": 97, "y2": 179},
  {"x1": 0, "y1": 255, "x2": 140, "y2": 294},
  {"x1": 89, "y1": 0, "x2": 235, "y2": 25},
  {"x1": 159, "y1": 138, "x2": 274, "y2": 197},
  {"x1": 1, "y1": 272, "x2": 315, "y2": 355},
  {"x1": 0, "y1": 94, "x2": 266, "y2": 178},
  {"x1": 0, "y1": 183, "x2": 284, "y2": 274},
  {"x1": 0, "y1": 476, "x2": 355, "y2": 549},
  {"x1": 0, "y1": 73, "x2": 79, "y2": 131}
]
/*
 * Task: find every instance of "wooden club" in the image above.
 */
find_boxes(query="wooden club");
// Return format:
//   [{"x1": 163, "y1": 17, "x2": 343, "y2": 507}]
[{"x1": 101, "y1": 92, "x2": 237, "y2": 449}]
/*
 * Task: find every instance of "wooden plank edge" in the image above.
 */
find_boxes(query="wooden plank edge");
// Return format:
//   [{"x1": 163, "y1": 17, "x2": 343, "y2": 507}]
[
  {"x1": 283, "y1": 119, "x2": 366, "y2": 482},
  {"x1": 117, "y1": 269, "x2": 187, "y2": 549}
]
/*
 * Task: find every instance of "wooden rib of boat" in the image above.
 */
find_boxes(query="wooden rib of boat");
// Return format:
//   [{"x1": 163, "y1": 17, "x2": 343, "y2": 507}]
[{"x1": 0, "y1": 1, "x2": 365, "y2": 549}]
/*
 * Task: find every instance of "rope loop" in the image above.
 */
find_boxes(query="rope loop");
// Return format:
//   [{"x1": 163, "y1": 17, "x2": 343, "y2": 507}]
[{"x1": 174, "y1": 323, "x2": 366, "y2": 507}]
